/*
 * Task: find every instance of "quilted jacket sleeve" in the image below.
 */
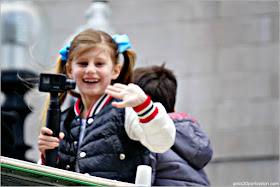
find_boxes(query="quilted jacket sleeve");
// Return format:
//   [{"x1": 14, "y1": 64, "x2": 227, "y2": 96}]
[{"x1": 173, "y1": 118, "x2": 213, "y2": 169}]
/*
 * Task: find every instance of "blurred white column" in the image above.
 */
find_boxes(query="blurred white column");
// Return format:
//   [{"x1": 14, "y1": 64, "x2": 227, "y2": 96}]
[
  {"x1": 65, "y1": 0, "x2": 116, "y2": 44},
  {"x1": 1, "y1": 0, "x2": 51, "y2": 71}
]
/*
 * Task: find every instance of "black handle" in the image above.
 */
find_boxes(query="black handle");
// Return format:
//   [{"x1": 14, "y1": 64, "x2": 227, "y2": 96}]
[{"x1": 45, "y1": 93, "x2": 61, "y2": 167}]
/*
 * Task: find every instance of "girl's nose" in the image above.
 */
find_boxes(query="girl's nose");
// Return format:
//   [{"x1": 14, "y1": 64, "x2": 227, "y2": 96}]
[{"x1": 85, "y1": 63, "x2": 96, "y2": 74}]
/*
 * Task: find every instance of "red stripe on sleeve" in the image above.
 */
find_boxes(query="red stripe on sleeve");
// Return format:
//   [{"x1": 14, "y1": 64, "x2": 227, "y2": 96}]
[
  {"x1": 139, "y1": 107, "x2": 159, "y2": 123},
  {"x1": 133, "y1": 95, "x2": 151, "y2": 113}
]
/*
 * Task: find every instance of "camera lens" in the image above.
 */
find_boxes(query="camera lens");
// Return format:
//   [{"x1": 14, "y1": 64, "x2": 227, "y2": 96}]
[{"x1": 65, "y1": 79, "x2": 76, "y2": 90}]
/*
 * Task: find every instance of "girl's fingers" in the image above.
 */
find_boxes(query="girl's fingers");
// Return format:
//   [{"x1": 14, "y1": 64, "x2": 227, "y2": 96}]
[
  {"x1": 107, "y1": 83, "x2": 145, "y2": 107},
  {"x1": 105, "y1": 89, "x2": 119, "y2": 99},
  {"x1": 59, "y1": 132, "x2": 65, "y2": 140},
  {"x1": 112, "y1": 83, "x2": 127, "y2": 89},
  {"x1": 38, "y1": 127, "x2": 62, "y2": 155},
  {"x1": 41, "y1": 127, "x2": 53, "y2": 136},
  {"x1": 105, "y1": 87, "x2": 118, "y2": 94},
  {"x1": 38, "y1": 144, "x2": 58, "y2": 154},
  {"x1": 38, "y1": 138, "x2": 59, "y2": 147},
  {"x1": 38, "y1": 144, "x2": 58, "y2": 150},
  {"x1": 38, "y1": 144, "x2": 57, "y2": 155},
  {"x1": 39, "y1": 134, "x2": 59, "y2": 143},
  {"x1": 106, "y1": 83, "x2": 128, "y2": 93},
  {"x1": 111, "y1": 101, "x2": 126, "y2": 108},
  {"x1": 106, "y1": 85, "x2": 122, "y2": 93},
  {"x1": 105, "y1": 88, "x2": 123, "y2": 100}
]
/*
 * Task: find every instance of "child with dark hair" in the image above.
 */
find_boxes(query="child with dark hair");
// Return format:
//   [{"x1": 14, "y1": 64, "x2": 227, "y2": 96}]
[
  {"x1": 134, "y1": 64, "x2": 177, "y2": 113},
  {"x1": 37, "y1": 29, "x2": 176, "y2": 183},
  {"x1": 134, "y1": 64, "x2": 213, "y2": 186}
]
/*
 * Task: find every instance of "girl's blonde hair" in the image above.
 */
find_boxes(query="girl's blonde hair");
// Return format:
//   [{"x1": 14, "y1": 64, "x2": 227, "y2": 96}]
[{"x1": 40, "y1": 29, "x2": 136, "y2": 127}]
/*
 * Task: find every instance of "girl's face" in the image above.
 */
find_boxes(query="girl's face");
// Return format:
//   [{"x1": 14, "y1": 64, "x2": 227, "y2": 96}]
[{"x1": 66, "y1": 47, "x2": 121, "y2": 101}]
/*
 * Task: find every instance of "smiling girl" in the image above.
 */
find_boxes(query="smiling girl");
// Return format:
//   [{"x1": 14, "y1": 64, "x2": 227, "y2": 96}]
[{"x1": 37, "y1": 29, "x2": 175, "y2": 183}]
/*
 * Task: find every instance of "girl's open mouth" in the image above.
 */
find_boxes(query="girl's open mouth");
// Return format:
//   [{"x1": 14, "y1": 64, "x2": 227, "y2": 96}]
[{"x1": 83, "y1": 78, "x2": 99, "y2": 83}]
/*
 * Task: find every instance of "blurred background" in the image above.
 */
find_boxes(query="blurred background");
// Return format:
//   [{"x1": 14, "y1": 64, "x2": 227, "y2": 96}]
[{"x1": 1, "y1": 0, "x2": 279, "y2": 186}]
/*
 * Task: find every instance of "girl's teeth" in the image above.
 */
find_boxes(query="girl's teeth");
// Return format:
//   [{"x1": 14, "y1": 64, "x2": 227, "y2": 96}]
[{"x1": 84, "y1": 79, "x2": 98, "y2": 83}]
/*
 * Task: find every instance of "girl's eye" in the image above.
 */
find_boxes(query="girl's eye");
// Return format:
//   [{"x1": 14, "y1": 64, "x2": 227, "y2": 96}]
[
  {"x1": 96, "y1": 62, "x2": 104, "y2": 66},
  {"x1": 78, "y1": 62, "x2": 88, "y2": 66}
]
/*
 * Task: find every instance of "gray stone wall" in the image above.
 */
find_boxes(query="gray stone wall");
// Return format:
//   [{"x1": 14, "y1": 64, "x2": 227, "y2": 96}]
[{"x1": 20, "y1": 0, "x2": 279, "y2": 186}]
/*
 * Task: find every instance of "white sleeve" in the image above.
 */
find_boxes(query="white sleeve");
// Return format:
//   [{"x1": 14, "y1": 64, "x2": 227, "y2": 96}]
[{"x1": 124, "y1": 98, "x2": 176, "y2": 153}]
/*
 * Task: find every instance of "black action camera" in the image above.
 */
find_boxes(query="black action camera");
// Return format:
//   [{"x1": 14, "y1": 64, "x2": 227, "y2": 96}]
[
  {"x1": 39, "y1": 73, "x2": 75, "y2": 93},
  {"x1": 38, "y1": 73, "x2": 76, "y2": 167}
]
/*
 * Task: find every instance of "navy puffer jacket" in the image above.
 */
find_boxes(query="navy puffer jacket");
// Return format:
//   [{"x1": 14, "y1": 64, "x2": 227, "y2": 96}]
[{"x1": 57, "y1": 98, "x2": 150, "y2": 183}]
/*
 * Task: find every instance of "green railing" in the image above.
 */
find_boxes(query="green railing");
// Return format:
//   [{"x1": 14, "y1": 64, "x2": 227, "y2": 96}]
[{"x1": 1, "y1": 156, "x2": 134, "y2": 186}]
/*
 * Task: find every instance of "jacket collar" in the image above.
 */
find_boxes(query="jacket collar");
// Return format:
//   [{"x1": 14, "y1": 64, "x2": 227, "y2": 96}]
[{"x1": 74, "y1": 94, "x2": 112, "y2": 118}]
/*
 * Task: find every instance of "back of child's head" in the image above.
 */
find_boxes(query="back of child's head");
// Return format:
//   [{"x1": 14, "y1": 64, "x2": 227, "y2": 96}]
[{"x1": 134, "y1": 63, "x2": 177, "y2": 113}]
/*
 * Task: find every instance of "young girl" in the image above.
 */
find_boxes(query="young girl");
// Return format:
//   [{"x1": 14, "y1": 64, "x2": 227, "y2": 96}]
[{"x1": 37, "y1": 29, "x2": 175, "y2": 183}]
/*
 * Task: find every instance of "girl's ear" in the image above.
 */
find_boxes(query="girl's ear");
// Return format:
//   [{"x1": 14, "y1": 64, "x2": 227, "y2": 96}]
[
  {"x1": 112, "y1": 64, "x2": 121, "y2": 80},
  {"x1": 66, "y1": 64, "x2": 73, "y2": 79}
]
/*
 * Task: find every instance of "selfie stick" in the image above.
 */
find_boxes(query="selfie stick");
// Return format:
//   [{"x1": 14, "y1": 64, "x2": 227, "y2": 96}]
[
  {"x1": 39, "y1": 73, "x2": 75, "y2": 167},
  {"x1": 45, "y1": 92, "x2": 61, "y2": 167}
]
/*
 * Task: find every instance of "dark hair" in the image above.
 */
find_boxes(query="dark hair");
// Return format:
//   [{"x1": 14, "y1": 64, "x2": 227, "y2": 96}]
[{"x1": 134, "y1": 63, "x2": 177, "y2": 113}]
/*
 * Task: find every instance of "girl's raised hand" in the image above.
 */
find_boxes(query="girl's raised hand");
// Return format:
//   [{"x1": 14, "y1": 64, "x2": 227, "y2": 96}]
[
  {"x1": 38, "y1": 127, "x2": 65, "y2": 157},
  {"x1": 105, "y1": 83, "x2": 148, "y2": 108}
]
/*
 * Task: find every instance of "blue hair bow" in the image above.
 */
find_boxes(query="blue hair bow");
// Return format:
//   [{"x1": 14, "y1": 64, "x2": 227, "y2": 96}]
[
  {"x1": 59, "y1": 41, "x2": 71, "y2": 61},
  {"x1": 112, "y1": 34, "x2": 131, "y2": 53}
]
